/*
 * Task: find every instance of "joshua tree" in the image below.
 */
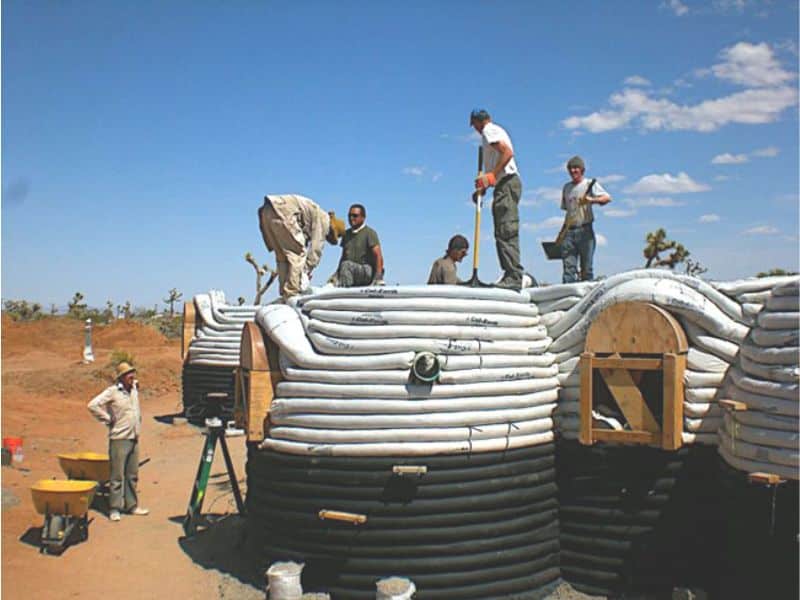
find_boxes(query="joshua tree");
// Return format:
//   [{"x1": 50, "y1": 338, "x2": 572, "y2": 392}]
[
  {"x1": 245, "y1": 252, "x2": 279, "y2": 304},
  {"x1": 643, "y1": 228, "x2": 690, "y2": 270},
  {"x1": 117, "y1": 301, "x2": 132, "y2": 319},
  {"x1": 68, "y1": 292, "x2": 87, "y2": 318},
  {"x1": 163, "y1": 288, "x2": 183, "y2": 316}
]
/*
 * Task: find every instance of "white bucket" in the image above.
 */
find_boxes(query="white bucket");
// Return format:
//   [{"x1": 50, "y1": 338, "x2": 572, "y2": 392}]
[
  {"x1": 266, "y1": 561, "x2": 304, "y2": 599},
  {"x1": 376, "y1": 577, "x2": 416, "y2": 599}
]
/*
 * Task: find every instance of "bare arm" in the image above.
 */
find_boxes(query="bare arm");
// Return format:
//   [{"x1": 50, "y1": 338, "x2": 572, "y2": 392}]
[
  {"x1": 589, "y1": 194, "x2": 611, "y2": 206},
  {"x1": 489, "y1": 140, "x2": 514, "y2": 179},
  {"x1": 372, "y1": 245, "x2": 384, "y2": 278}
]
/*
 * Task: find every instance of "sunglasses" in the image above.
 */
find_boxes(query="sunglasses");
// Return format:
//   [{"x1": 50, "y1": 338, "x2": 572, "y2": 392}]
[{"x1": 348, "y1": 213, "x2": 362, "y2": 218}]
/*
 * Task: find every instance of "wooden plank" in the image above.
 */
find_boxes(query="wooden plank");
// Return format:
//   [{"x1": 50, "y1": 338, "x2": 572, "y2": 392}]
[
  {"x1": 181, "y1": 300, "x2": 197, "y2": 362},
  {"x1": 247, "y1": 370, "x2": 276, "y2": 442},
  {"x1": 593, "y1": 357, "x2": 663, "y2": 370},
  {"x1": 719, "y1": 399, "x2": 748, "y2": 411},
  {"x1": 748, "y1": 472, "x2": 785, "y2": 485},
  {"x1": 232, "y1": 368, "x2": 245, "y2": 429},
  {"x1": 599, "y1": 367, "x2": 661, "y2": 433},
  {"x1": 579, "y1": 353, "x2": 594, "y2": 445},
  {"x1": 661, "y1": 353, "x2": 684, "y2": 450},
  {"x1": 592, "y1": 430, "x2": 658, "y2": 444}
]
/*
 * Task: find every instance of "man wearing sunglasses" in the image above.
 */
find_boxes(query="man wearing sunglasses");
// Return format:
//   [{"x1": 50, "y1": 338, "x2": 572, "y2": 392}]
[{"x1": 335, "y1": 203, "x2": 385, "y2": 287}]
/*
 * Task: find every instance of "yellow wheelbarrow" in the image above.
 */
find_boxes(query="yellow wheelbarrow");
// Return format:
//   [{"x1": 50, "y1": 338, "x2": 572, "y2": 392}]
[
  {"x1": 30, "y1": 479, "x2": 97, "y2": 555},
  {"x1": 58, "y1": 452, "x2": 110, "y2": 509}
]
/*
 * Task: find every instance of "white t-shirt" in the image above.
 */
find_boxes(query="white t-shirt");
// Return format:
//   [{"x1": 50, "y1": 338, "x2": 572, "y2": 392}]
[
  {"x1": 481, "y1": 122, "x2": 519, "y2": 178},
  {"x1": 561, "y1": 178, "x2": 609, "y2": 226}
]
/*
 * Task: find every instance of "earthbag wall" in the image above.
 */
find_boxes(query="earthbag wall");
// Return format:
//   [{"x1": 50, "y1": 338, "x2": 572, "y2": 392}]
[
  {"x1": 246, "y1": 443, "x2": 560, "y2": 600},
  {"x1": 556, "y1": 440, "x2": 723, "y2": 597},
  {"x1": 717, "y1": 459, "x2": 799, "y2": 599}
]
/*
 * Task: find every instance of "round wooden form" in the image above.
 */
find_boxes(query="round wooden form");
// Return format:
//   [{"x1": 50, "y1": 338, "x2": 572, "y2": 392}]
[{"x1": 585, "y1": 301, "x2": 688, "y2": 355}]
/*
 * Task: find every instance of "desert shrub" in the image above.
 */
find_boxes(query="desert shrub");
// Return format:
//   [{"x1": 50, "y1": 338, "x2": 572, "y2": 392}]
[
  {"x1": 2, "y1": 299, "x2": 44, "y2": 321},
  {"x1": 155, "y1": 315, "x2": 182, "y2": 339},
  {"x1": 109, "y1": 349, "x2": 135, "y2": 368}
]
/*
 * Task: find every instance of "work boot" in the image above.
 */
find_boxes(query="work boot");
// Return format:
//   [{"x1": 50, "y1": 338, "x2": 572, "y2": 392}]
[
  {"x1": 109, "y1": 510, "x2": 121, "y2": 522},
  {"x1": 495, "y1": 275, "x2": 522, "y2": 291},
  {"x1": 129, "y1": 507, "x2": 149, "y2": 516}
]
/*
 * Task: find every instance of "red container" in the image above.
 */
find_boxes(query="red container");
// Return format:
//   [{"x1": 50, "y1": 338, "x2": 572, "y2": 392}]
[{"x1": 2, "y1": 437, "x2": 23, "y2": 455}]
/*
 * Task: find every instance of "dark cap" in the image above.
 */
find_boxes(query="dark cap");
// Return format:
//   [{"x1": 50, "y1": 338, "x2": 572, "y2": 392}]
[
  {"x1": 469, "y1": 109, "x2": 490, "y2": 124},
  {"x1": 567, "y1": 156, "x2": 585, "y2": 171},
  {"x1": 447, "y1": 234, "x2": 470, "y2": 252}
]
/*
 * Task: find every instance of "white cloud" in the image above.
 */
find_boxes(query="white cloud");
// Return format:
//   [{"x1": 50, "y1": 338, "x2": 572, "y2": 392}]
[
  {"x1": 753, "y1": 146, "x2": 779, "y2": 157},
  {"x1": 402, "y1": 166, "x2": 443, "y2": 183},
  {"x1": 711, "y1": 153, "x2": 749, "y2": 164},
  {"x1": 712, "y1": 42, "x2": 795, "y2": 88},
  {"x1": 624, "y1": 75, "x2": 652, "y2": 86},
  {"x1": 562, "y1": 43, "x2": 797, "y2": 134},
  {"x1": 521, "y1": 186, "x2": 562, "y2": 207},
  {"x1": 625, "y1": 172, "x2": 710, "y2": 195},
  {"x1": 597, "y1": 174, "x2": 626, "y2": 184},
  {"x1": 664, "y1": 0, "x2": 689, "y2": 16},
  {"x1": 624, "y1": 197, "x2": 687, "y2": 208},
  {"x1": 699, "y1": 214, "x2": 721, "y2": 223},
  {"x1": 522, "y1": 216, "x2": 563, "y2": 230},
  {"x1": 744, "y1": 225, "x2": 779, "y2": 235},
  {"x1": 605, "y1": 209, "x2": 637, "y2": 218},
  {"x1": 595, "y1": 233, "x2": 608, "y2": 247}
]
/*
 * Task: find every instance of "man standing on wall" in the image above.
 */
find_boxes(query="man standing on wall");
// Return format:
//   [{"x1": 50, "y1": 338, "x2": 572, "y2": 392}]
[
  {"x1": 88, "y1": 362, "x2": 148, "y2": 522},
  {"x1": 560, "y1": 156, "x2": 611, "y2": 283},
  {"x1": 470, "y1": 109, "x2": 525, "y2": 290},
  {"x1": 335, "y1": 203, "x2": 385, "y2": 287}
]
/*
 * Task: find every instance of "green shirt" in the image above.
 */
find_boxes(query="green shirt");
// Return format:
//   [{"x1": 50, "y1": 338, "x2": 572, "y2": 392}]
[{"x1": 340, "y1": 225, "x2": 380, "y2": 267}]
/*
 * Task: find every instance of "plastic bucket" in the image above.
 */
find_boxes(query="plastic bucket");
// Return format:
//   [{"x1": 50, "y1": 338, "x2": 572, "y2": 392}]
[
  {"x1": 3, "y1": 437, "x2": 23, "y2": 462},
  {"x1": 266, "y1": 561, "x2": 303, "y2": 599}
]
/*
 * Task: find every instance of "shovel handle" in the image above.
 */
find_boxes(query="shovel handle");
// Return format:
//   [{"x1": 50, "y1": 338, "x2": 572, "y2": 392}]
[{"x1": 472, "y1": 146, "x2": 484, "y2": 271}]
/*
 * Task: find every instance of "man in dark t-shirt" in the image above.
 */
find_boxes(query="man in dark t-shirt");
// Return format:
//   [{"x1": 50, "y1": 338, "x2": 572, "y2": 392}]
[{"x1": 335, "y1": 203, "x2": 385, "y2": 286}]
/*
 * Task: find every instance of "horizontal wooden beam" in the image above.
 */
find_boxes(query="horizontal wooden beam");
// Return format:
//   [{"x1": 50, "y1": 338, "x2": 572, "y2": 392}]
[
  {"x1": 592, "y1": 429, "x2": 659, "y2": 445},
  {"x1": 748, "y1": 472, "x2": 785, "y2": 485},
  {"x1": 719, "y1": 399, "x2": 748, "y2": 411},
  {"x1": 592, "y1": 357, "x2": 663, "y2": 370}
]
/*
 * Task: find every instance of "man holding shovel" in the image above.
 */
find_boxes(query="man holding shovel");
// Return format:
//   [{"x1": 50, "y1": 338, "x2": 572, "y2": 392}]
[
  {"x1": 470, "y1": 109, "x2": 525, "y2": 290},
  {"x1": 88, "y1": 362, "x2": 148, "y2": 522}
]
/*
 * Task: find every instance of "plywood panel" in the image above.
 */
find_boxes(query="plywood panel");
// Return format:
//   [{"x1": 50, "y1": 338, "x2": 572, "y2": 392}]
[
  {"x1": 181, "y1": 300, "x2": 198, "y2": 362},
  {"x1": 599, "y1": 367, "x2": 661, "y2": 433},
  {"x1": 585, "y1": 302, "x2": 688, "y2": 354}
]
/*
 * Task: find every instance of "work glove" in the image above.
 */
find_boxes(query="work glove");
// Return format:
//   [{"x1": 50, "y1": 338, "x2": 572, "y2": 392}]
[
  {"x1": 371, "y1": 271, "x2": 386, "y2": 287},
  {"x1": 474, "y1": 172, "x2": 496, "y2": 191}
]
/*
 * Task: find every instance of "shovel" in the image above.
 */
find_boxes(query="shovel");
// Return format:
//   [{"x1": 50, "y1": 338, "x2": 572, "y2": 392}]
[{"x1": 461, "y1": 146, "x2": 492, "y2": 287}]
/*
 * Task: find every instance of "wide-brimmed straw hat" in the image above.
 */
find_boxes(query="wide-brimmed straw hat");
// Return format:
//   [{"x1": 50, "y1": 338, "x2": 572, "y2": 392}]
[{"x1": 115, "y1": 362, "x2": 136, "y2": 381}]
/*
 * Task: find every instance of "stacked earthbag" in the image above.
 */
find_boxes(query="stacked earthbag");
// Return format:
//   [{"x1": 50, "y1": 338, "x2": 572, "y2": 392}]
[
  {"x1": 183, "y1": 291, "x2": 258, "y2": 422},
  {"x1": 248, "y1": 285, "x2": 562, "y2": 599},
  {"x1": 529, "y1": 271, "x2": 748, "y2": 596},
  {"x1": 712, "y1": 275, "x2": 799, "y2": 598}
]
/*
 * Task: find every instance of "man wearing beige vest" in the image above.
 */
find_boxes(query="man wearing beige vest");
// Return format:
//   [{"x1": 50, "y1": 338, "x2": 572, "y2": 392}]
[
  {"x1": 259, "y1": 194, "x2": 346, "y2": 299},
  {"x1": 88, "y1": 362, "x2": 148, "y2": 522}
]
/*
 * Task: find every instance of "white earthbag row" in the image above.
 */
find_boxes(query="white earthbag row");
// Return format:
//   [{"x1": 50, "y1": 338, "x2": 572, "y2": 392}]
[
  {"x1": 257, "y1": 286, "x2": 561, "y2": 456},
  {"x1": 188, "y1": 291, "x2": 259, "y2": 367},
  {"x1": 717, "y1": 277, "x2": 800, "y2": 479}
]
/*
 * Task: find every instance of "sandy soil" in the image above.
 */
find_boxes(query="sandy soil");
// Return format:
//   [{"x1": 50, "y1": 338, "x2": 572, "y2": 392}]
[{"x1": 1, "y1": 315, "x2": 598, "y2": 600}]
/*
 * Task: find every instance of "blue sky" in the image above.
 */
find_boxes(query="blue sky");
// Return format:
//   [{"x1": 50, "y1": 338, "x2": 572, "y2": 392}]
[{"x1": 2, "y1": 0, "x2": 798, "y2": 309}]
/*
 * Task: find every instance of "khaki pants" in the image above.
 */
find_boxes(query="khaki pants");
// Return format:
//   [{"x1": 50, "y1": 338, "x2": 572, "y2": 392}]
[
  {"x1": 259, "y1": 203, "x2": 307, "y2": 298},
  {"x1": 492, "y1": 174, "x2": 524, "y2": 282},
  {"x1": 109, "y1": 438, "x2": 139, "y2": 512}
]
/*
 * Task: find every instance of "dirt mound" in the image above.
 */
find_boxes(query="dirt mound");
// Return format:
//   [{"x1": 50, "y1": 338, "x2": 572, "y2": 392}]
[{"x1": 94, "y1": 319, "x2": 171, "y2": 348}]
